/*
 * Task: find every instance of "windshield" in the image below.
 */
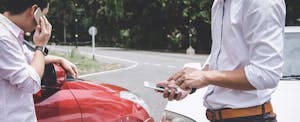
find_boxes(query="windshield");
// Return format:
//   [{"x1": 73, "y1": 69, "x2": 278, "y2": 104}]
[{"x1": 282, "y1": 32, "x2": 300, "y2": 76}]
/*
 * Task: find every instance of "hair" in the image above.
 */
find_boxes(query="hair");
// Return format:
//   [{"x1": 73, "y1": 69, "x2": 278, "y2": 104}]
[{"x1": 0, "y1": 0, "x2": 49, "y2": 15}]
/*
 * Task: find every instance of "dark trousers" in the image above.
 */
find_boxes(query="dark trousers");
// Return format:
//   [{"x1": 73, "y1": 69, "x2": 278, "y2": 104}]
[{"x1": 211, "y1": 113, "x2": 277, "y2": 122}]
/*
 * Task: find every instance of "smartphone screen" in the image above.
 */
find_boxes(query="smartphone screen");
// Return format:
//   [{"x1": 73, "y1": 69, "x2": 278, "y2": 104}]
[
  {"x1": 144, "y1": 81, "x2": 165, "y2": 92},
  {"x1": 34, "y1": 8, "x2": 43, "y2": 25}
]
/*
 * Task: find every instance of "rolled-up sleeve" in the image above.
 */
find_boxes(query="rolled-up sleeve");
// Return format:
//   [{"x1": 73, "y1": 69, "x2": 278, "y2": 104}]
[
  {"x1": 243, "y1": 1, "x2": 286, "y2": 90},
  {"x1": 0, "y1": 38, "x2": 41, "y2": 94}
]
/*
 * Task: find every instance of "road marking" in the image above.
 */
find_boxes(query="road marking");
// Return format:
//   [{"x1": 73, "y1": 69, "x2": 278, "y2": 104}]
[
  {"x1": 79, "y1": 54, "x2": 139, "y2": 78},
  {"x1": 167, "y1": 65, "x2": 177, "y2": 68},
  {"x1": 49, "y1": 46, "x2": 178, "y2": 77},
  {"x1": 143, "y1": 62, "x2": 177, "y2": 69}
]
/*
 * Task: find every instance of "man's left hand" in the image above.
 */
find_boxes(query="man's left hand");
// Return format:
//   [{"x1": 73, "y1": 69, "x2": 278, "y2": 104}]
[
  {"x1": 60, "y1": 58, "x2": 78, "y2": 79},
  {"x1": 175, "y1": 70, "x2": 210, "y2": 91}
]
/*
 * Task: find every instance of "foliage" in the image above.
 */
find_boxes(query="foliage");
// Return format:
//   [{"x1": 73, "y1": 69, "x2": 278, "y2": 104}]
[
  {"x1": 1, "y1": 0, "x2": 300, "y2": 53},
  {"x1": 285, "y1": 0, "x2": 300, "y2": 25},
  {"x1": 0, "y1": 5, "x2": 3, "y2": 12},
  {"x1": 45, "y1": 0, "x2": 213, "y2": 53}
]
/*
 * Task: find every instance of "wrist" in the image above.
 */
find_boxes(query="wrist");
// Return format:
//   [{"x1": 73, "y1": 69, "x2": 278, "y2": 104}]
[
  {"x1": 58, "y1": 57, "x2": 65, "y2": 64},
  {"x1": 202, "y1": 71, "x2": 213, "y2": 85},
  {"x1": 35, "y1": 46, "x2": 48, "y2": 56},
  {"x1": 34, "y1": 44, "x2": 47, "y2": 47}
]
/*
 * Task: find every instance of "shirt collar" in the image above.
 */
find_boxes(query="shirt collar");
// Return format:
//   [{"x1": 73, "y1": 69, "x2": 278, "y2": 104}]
[{"x1": 0, "y1": 14, "x2": 25, "y2": 40}]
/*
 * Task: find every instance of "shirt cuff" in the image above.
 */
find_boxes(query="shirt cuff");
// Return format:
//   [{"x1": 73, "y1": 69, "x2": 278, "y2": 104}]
[{"x1": 244, "y1": 65, "x2": 278, "y2": 90}]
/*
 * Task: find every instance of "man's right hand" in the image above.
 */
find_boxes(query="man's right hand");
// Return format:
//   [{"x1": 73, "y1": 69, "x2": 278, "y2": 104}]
[
  {"x1": 157, "y1": 80, "x2": 191, "y2": 101},
  {"x1": 33, "y1": 16, "x2": 52, "y2": 46}
]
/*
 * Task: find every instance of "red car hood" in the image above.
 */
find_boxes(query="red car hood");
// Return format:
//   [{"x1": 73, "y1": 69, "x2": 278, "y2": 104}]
[{"x1": 65, "y1": 80, "x2": 151, "y2": 122}]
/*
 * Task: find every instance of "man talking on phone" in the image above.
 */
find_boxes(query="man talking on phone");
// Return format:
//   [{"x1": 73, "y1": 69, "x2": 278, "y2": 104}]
[
  {"x1": 159, "y1": 0, "x2": 286, "y2": 122},
  {"x1": 0, "y1": 0, "x2": 78, "y2": 121}
]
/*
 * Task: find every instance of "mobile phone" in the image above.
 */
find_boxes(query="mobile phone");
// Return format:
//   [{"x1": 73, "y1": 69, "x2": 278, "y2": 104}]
[
  {"x1": 144, "y1": 81, "x2": 165, "y2": 92},
  {"x1": 34, "y1": 7, "x2": 44, "y2": 25}
]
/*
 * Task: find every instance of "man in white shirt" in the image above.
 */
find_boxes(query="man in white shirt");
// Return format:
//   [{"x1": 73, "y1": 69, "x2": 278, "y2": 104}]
[
  {"x1": 159, "y1": 0, "x2": 286, "y2": 121},
  {"x1": 0, "y1": 0, "x2": 78, "y2": 122}
]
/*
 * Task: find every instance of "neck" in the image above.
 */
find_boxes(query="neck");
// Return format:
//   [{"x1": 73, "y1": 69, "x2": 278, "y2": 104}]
[{"x1": 3, "y1": 12, "x2": 26, "y2": 31}]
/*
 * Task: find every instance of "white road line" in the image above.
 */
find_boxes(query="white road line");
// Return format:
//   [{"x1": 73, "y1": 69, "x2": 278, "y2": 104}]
[
  {"x1": 79, "y1": 54, "x2": 139, "y2": 78},
  {"x1": 143, "y1": 62, "x2": 177, "y2": 69},
  {"x1": 143, "y1": 62, "x2": 150, "y2": 65},
  {"x1": 167, "y1": 65, "x2": 177, "y2": 68}
]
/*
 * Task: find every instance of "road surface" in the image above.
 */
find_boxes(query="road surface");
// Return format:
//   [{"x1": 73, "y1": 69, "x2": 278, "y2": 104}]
[{"x1": 49, "y1": 46, "x2": 208, "y2": 121}]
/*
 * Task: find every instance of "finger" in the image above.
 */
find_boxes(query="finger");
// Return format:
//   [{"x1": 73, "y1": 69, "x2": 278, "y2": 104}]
[
  {"x1": 34, "y1": 25, "x2": 41, "y2": 34},
  {"x1": 71, "y1": 65, "x2": 78, "y2": 78},
  {"x1": 40, "y1": 17, "x2": 46, "y2": 32},
  {"x1": 157, "y1": 81, "x2": 168, "y2": 87},
  {"x1": 67, "y1": 66, "x2": 76, "y2": 78},
  {"x1": 180, "y1": 81, "x2": 192, "y2": 91},
  {"x1": 175, "y1": 92, "x2": 182, "y2": 101},
  {"x1": 168, "y1": 89, "x2": 176, "y2": 101},
  {"x1": 166, "y1": 80, "x2": 178, "y2": 88},
  {"x1": 175, "y1": 75, "x2": 185, "y2": 86},
  {"x1": 155, "y1": 89, "x2": 164, "y2": 93},
  {"x1": 173, "y1": 71, "x2": 184, "y2": 81},
  {"x1": 167, "y1": 71, "x2": 181, "y2": 81},
  {"x1": 42, "y1": 16, "x2": 48, "y2": 28},
  {"x1": 163, "y1": 87, "x2": 169, "y2": 98},
  {"x1": 36, "y1": 24, "x2": 41, "y2": 31},
  {"x1": 168, "y1": 70, "x2": 183, "y2": 81},
  {"x1": 167, "y1": 74, "x2": 176, "y2": 81},
  {"x1": 43, "y1": 16, "x2": 52, "y2": 31}
]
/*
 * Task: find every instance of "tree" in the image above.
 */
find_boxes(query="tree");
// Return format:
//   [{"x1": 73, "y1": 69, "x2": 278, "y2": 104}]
[
  {"x1": 285, "y1": 0, "x2": 300, "y2": 25},
  {"x1": 44, "y1": 0, "x2": 299, "y2": 53}
]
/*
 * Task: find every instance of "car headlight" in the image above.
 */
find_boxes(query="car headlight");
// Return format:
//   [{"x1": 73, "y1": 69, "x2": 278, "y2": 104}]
[
  {"x1": 120, "y1": 91, "x2": 150, "y2": 113},
  {"x1": 162, "y1": 110, "x2": 196, "y2": 122}
]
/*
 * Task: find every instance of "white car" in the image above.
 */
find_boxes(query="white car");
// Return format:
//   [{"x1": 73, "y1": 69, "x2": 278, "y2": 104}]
[{"x1": 162, "y1": 26, "x2": 300, "y2": 122}]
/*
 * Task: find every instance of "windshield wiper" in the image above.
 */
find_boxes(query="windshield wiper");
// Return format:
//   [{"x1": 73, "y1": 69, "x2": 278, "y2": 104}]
[{"x1": 281, "y1": 75, "x2": 300, "y2": 80}]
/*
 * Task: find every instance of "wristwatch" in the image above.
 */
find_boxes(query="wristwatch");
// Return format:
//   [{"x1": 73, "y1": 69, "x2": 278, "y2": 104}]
[
  {"x1": 189, "y1": 88, "x2": 197, "y2": 94},
  {"x1": 35, "y1": 46, "x2": 49, "y2": 56}
]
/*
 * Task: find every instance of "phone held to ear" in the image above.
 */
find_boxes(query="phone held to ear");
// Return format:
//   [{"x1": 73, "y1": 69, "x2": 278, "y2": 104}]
[{"x1": 34, "y1": 7, "x2": 44, "y2": 25}]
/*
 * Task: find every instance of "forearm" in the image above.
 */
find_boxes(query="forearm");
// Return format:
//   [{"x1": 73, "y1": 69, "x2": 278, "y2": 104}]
[
  {"x1": 204, "y1": 68, "x2": 256, "y2": 90},
  {"x1": 30, "y1": 51, "x2": 46, "y2": 78},
  {"x1": 45, "y1": 55, "x2": 63, "y2": 64}
]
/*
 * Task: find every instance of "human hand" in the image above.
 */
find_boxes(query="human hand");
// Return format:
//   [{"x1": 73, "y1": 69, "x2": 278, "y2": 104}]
[
  {"x1": 168, "y1": 67, "x2": 198, "y2": 81},
  {"x1": 157, "y1": 80, "x2": 190, "y2": 101},
  {"x1": 33, "y1": 16, "x2": 52, "y2": 46},
  {"x1": 60, "y1": 58, "x2": 78, "y2": 78},
  {"x1": 175, "y1": 70, "x2": 209, "y2": 91}
]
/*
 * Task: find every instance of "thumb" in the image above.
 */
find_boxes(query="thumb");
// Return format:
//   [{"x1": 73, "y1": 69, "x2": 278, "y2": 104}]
[
  {"x1": 34, "y1": 25, "x2": 41, "y2": 35},
  {"x1": 180, "y1": 81, "x2": 192, "y2": 91}
]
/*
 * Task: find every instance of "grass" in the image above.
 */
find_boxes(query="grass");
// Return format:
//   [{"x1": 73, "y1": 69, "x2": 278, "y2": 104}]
[{"x1": 49, "y1": 48, "x2": 123, "y2": 75}]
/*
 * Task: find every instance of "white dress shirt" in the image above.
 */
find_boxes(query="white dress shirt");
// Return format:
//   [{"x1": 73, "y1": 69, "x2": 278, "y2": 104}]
[
  {"x1": 204, "y1": 0, "x2": 286, "y2": 109},
  {"x1": 0, "y1": 14, "x2": 41, "y2": 122}
]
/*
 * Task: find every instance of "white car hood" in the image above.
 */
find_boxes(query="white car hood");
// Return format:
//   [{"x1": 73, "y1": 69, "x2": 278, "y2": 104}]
[{"x1": 165, "y1": 80, "x2": 300, "y2": 122}]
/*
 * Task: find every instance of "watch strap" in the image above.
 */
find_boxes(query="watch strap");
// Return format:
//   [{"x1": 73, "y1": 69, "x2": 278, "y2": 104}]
[
  {"x1": 35, "y1": 46, "x2": 48, "y2": 56},
  {"x1": 190, "y1": 88, "x2": 197, "y2": 94}
]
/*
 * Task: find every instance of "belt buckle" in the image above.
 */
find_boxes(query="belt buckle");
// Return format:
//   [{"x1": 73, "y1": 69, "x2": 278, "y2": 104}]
[{"x1": 207, "y1": 109, "x2": 217, "y2": 121}]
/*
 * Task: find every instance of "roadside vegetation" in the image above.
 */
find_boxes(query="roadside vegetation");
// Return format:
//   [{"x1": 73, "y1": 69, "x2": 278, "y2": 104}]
[
  {"x1": 1, "y1": 0, "x2": 298, "y2": 53},
  {"x1": 50, "y1": 48, "x2": 123, "y2": 75}
]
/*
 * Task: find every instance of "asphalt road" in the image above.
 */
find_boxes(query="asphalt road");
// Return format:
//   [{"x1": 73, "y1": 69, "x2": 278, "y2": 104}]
[{"x1": 49, "y1": 46, "x2": 208, "y2": 122}]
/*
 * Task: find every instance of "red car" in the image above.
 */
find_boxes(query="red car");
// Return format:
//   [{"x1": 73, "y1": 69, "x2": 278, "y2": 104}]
[{"x1": 34, "y1": 63, "x2": 154, "y2": 122}]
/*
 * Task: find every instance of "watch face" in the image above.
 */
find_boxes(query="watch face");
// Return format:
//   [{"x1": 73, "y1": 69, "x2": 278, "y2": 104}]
[
  {"x1": 35, "y1": 46, "x2": 49, "y2": 56},
  {"x1": 44, "y1": 47, "x2": 49, "y2": 55}
]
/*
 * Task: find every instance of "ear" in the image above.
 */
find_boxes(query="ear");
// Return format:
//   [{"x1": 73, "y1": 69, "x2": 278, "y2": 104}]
[{"x1": 29, "y1": 5, "x2": 39, "y2": 17}]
